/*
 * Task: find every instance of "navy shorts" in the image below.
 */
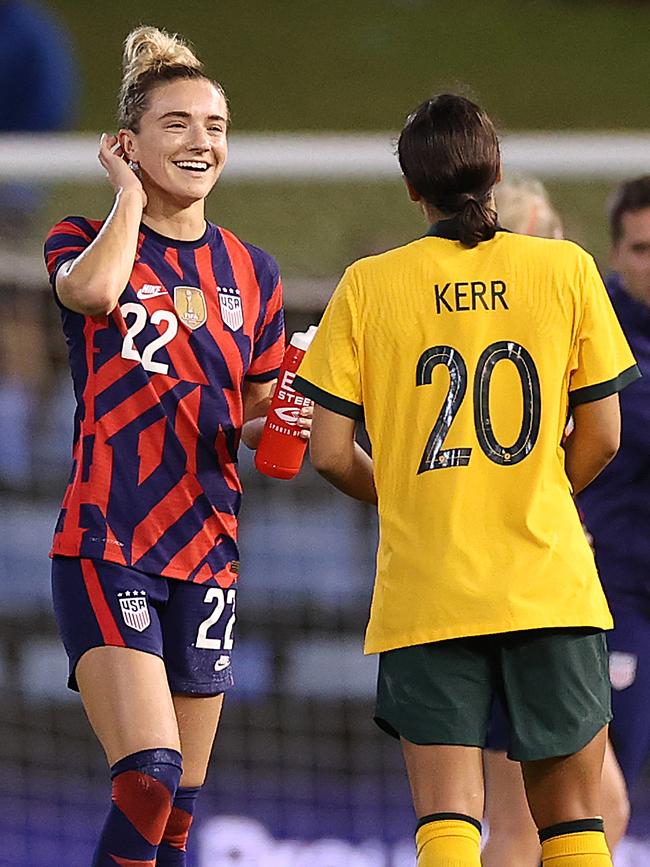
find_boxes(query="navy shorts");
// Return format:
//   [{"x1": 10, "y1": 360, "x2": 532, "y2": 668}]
[
  {"x1": 51, "y1": 556, "x2": 237, "y2": 695},
  {"x1": 485, "y1": 691, "x2": 511, "y2": 753},
  {"x1": 607, "y1": 597, "x2": 650, "y2": 790}
]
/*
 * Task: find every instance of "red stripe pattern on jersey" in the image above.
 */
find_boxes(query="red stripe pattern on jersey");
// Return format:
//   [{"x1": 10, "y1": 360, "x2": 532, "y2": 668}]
[{"x1": 45, "y1": 217, "x2": 285, "y2": 583}]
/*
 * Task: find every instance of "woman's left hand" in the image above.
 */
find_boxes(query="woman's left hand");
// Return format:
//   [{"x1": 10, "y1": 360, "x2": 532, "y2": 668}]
[{"x1": 297, "y1": 402, "x2": 314, "y2": 439}]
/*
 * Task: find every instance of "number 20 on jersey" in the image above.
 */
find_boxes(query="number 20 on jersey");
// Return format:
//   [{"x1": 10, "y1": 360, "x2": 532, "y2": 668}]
[{"x1": 417, "y1": 340, "x2": 541, "y2": 473}]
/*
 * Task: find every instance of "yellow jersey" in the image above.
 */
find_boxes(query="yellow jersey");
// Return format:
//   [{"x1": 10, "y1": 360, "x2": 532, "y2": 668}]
[{"x1": 294, "y1": 222, "x2": 640, "y2": 654}]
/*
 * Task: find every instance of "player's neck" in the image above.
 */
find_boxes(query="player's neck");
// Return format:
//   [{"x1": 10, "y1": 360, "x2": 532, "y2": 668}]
[
  {"x1": 423, "y1": 203, "x2": 447, "y2": 225},
  {"x1": 141, "y1": 198, "x2": 207, "y2": 242},
  {"x1": 422, "y1": 193, "x2": 496, "y2": 227}
]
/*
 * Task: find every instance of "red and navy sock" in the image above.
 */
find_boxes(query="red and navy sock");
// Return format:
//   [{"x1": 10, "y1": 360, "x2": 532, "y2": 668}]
[
  {"x1": 92, "y1": 747, "x2": 183, "y2": 867},
  {"x1": 156, "y1": 786, "x2": 202, "y2": 865}
]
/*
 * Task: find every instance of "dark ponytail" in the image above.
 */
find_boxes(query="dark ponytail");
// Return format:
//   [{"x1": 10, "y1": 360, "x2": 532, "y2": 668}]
[
  {"x1": 457, "y1": 197, "x2": 497, "y2": 247},
  {"x1": 398, "y1": 94, "x2": 500, "y2": 248}
]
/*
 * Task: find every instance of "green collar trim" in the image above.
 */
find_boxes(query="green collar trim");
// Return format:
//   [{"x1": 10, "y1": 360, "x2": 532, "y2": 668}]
[{"x1": 424, "y1": 218, "x2": 507, "y2": 240}]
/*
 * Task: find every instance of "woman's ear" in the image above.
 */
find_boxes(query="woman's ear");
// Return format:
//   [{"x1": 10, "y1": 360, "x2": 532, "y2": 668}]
[
  {"x1": 118, "y1": 129, "x2": 138, "y2": 161},
  {"x1": 403, "y1": 176, "x2": 421, "y2": 202}
]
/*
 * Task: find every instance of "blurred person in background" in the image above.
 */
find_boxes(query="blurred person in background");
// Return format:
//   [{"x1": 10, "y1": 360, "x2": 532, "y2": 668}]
[
  {"x1": 481, "y1": 176, "x2": 630, "y2": 866},
  {"x1": 0, "y1": 0, "x2": 77, "y2": 237},
  {"x1": 578, "y1": 174, "x2": 650, "y2": 839},
  {"x1": 494, "y1": 176, "x2": 563, "y2": 239},
  {"x1": 43, "y1": 25, "x2": 291, "y2": 866},
  {"x1": 295, "y1": 93, "x2": 639, "y2": 867},
  {"x1": 0, "y1": 0, "x2": 77, "y2": 488}
]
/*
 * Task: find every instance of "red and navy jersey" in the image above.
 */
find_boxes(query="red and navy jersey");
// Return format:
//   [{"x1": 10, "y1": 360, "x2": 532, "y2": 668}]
[{"x1": 44, "y1": 216, "x2": 285, "y2": 585}]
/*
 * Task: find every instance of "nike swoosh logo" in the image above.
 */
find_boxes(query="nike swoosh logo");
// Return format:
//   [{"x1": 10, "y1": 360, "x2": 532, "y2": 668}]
[
  {"x1": 137, "y1": 284, "x2": 167, "y2": 299},
  {"x1": 214, "y1": 654, "x2": 231, "y2": 672}
]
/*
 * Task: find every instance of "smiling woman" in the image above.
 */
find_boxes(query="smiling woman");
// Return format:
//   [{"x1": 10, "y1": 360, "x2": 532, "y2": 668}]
[
  {"x1": 42, "y1": 25, "x2": 289, "y2": 867},
  {"x1": 118, "y1": 75, "x2": 228, "y2": 226},
  {"x1": 115, "y1": 28, "x2": 229, "y2": 228}
]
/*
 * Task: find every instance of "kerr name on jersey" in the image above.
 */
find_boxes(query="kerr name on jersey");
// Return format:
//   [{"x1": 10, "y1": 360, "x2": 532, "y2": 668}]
[{"x1": 434, "y1": 279, "x2": 508, "y2": 314}]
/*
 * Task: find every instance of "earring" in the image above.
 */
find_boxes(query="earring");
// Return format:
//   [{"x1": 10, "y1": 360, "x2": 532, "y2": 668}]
[{"x1": 128, "y1": 159, "x2": 140, "y2": 171}]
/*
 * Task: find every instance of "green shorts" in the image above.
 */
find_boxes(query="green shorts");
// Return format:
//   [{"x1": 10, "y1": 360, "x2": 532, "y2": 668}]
[{"x1": 375, "y1": 628, "x2": 611, "y2": 762}]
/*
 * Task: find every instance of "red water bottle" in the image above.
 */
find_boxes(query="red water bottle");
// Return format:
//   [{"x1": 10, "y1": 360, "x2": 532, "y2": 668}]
[{"x1": 254, "y1": 326, "x2": 318, "y2": 479}]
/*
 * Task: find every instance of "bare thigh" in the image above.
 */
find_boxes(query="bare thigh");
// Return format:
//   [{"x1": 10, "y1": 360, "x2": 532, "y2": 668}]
[
  {"x1": 76, "y1": 646, "x2": 180, "y2": 766},
  {"x1": 522, "y1": 724, "x2": 608, "y2": 830},
  {"x1": 482, "y1": 750, "x2": 540, "y2": 866},
  {"x1": 401, "y1": 739, "x2": 484, "y2": 821},
  {"x1": 484, "y1": 750, "x2": 532, "y2": 828},
  {"x1": 173, "y1": 692, "x2": 224, "y2": 787}
]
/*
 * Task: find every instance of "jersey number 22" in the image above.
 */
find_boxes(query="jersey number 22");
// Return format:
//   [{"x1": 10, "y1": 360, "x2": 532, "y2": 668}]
[{"x1": 120, "y1": 302, "x2": 178, "y2": 375}]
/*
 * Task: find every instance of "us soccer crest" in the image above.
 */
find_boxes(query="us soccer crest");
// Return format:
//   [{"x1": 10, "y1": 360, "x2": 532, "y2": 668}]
[
  {"x1": 174, "y1": 286, "x2": 207, "y2": 330},
  {"x1": 609, "y1": 651, "x2": 637, "y2": 691},
  {"x1": 218, "y1": 286, "x2": 243, "y2": 331},
  {"x1": 117, "y1": 590, "x2": 151, "y2": 632}
]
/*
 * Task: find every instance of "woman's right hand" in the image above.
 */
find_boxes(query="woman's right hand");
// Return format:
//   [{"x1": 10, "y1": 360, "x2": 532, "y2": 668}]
[{"x1": 98, "y1": 133, "x2": 147, "y2": 207}]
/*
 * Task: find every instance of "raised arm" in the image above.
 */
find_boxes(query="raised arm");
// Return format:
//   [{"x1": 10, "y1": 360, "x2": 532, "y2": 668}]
[
  {"x1": 563, "y1": 394, "x2": 620, "y2": 494},
  {"x1": 55, "y1": 134, "x2": 147, "y2": 316}
]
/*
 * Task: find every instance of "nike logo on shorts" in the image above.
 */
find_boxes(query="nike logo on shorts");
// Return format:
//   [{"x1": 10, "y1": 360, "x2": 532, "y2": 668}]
[{"x1": 214, "y1": 654, "x2": 231, "y2": 673}]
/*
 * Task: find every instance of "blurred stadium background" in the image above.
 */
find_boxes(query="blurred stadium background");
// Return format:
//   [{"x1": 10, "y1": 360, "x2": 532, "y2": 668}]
[{"x1": 2, "y1": 1, "x2": 650, "y2": 864}]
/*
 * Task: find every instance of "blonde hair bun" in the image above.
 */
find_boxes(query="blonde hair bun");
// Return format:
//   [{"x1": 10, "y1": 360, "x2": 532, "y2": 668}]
[
  {"x1": 118, "y1": 25, "x2": 220, "y2": 130},
  {"x1": 496, "y1": 176, "x2": 563, "y2": 240},
  {"x1": 122, "y1": 25, "x2": 202, "y2": 81}
]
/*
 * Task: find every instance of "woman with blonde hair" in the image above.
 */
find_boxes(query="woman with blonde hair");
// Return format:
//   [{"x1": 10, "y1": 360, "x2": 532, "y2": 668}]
[
  {"x1": 481, "y1": 177, "x2": 631, "y2": 866},
  {"x1": 495, "y1": 176, "x2": 564, "y2": 239},
  {"x1": 44, "y1": 26, "x2": 288, "y2": 865}
]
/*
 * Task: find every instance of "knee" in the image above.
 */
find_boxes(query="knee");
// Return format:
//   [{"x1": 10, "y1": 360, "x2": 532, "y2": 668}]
[
  {"x1": 161, "y1": 805, "x2": 193, "y2": 851},
  {"x1": 161, "y1": 785, "x2": 202, "y2": 852},
  {"x1": 111, "y1": 748, "x2": 183, "y2": 843}
]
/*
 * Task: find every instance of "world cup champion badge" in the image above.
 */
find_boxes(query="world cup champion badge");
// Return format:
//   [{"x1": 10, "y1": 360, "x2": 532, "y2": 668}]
[
  {"x1": 217, "y1": 286, "x2": 243, "y2": 331},
  {"x1": 174, "y1": 286, "x2": 207, "y2": 330},
  {"x1": 117, "y1": 591, "x2": 151, "y2": 632}
]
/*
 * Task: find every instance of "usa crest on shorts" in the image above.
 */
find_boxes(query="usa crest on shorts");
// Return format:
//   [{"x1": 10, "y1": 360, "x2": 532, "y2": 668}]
[
  {"x1": 609, "y1": 650, "x2": 637, "y2": 691},
  {"x1": 218, "y1": 286, "x2": 243, "y2": 331},
  {"x1": 117, "y1": 590, "x2": 151, "y2": 632},
  {"x1": 174, "y1": 286, "x2": 207, "y2": 330}
]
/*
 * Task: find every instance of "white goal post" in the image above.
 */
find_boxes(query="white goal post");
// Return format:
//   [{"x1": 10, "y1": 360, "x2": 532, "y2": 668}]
[{"x1": 1, "y1": 131, "x2": 650, "y2": 181}]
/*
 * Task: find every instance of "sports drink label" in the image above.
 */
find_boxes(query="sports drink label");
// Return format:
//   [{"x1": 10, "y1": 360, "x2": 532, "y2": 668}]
[
  {"x1": 268, "y1": 370, "x2": 313, "y2": 436},
  {"x1": 255, "y1": 326, "x2": 317, "y2": 480}
]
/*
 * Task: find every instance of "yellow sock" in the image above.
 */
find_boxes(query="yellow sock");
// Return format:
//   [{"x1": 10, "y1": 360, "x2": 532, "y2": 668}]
[
  {"x1": 415, "y1": 816, "x2": 481, "y2": 866},
  {"x1": 541, "y1": 830, "x2": 612, "y2": 865}
]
